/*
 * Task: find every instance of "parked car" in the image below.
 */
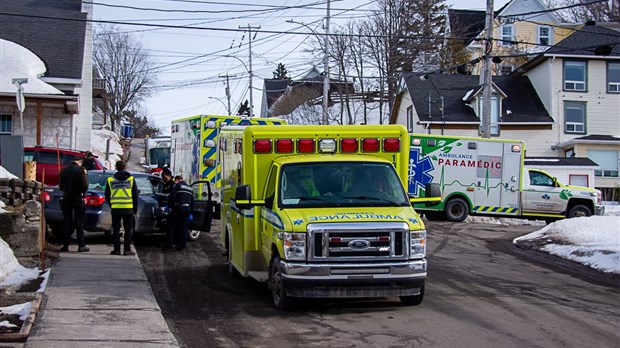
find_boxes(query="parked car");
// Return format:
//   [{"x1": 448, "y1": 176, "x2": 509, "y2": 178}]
[
  {"x1": 43, "y1": 170, "x2": 213, "y2": 241},
  {"x1": 24, "y1": 146, "x2": 105, "y2": 186}
]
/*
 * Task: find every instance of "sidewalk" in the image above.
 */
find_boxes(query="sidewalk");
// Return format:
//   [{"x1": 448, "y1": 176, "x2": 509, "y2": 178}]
[{"x1": 25, "y1": 244, "x2": 179, "y2": 348}]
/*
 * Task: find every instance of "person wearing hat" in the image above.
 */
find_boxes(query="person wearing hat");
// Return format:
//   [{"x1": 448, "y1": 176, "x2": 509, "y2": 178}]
[
  {"x1": 82, "y1": 151, "x2": 97, "y2": 171},
  {"x1": 58, "y1": 156, "x2": 90, "y2": 252}
]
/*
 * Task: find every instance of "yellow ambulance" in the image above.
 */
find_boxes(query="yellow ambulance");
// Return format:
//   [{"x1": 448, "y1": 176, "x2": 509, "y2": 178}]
[{"x1": 219, "y1": 124, "x2": 437, "y2": 309}]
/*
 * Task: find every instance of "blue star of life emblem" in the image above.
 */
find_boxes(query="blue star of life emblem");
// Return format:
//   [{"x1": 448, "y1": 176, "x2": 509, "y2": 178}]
[
  {"x1": 542, "y1": 194, "x2": 550, "y2": 200},
  {"x1": 408, "y1": 148, "x2": 434, "y2": 195},
  {"x1": 293, "y1": 219, "x2": 304, "y2": 225}
]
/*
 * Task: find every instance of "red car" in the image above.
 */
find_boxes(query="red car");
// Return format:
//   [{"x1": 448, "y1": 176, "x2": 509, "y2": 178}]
[{"x1": 24, "y1": 146, "x2": 105, "y2": 186}]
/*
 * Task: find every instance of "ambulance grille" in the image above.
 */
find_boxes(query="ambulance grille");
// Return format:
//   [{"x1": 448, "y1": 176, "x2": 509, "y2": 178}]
[{"x1": 307, "y1": 222, "x2": 409, "y2": 262}]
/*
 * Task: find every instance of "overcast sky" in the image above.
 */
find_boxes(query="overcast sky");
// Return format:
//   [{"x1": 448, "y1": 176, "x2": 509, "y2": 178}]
[{"x1": 93, "y1": 0, "x2": 511, "y2": 133}]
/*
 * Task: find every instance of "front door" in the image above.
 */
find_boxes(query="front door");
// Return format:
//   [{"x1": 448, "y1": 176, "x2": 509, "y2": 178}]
[
  {"x1": 522, "y1": 170, "x2": 564, "y2": 214},
  {"x1": 189, "y1": 180, "x2": 214, "y2": 232}
]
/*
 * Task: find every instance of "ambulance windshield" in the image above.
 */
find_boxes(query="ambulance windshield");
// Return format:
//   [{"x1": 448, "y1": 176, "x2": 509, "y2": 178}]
[{"x1": 279, "y1": 162, "x2": 409, "y2": 207}]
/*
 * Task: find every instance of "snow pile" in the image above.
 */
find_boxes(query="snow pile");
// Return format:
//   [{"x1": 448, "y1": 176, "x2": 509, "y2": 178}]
[
  {"x1": 0, "y1": 237, "x2": 39, "y2": 288},
  {"x1": 91, "y1": 129, "x2": 123, "y2": 166},
  {"x1": 0, "y1": 39, "x2": 63, "y2": 95},
  {"x1": 604, "y1": 204, "x2": 620, "y2": 216},
  {"x1": 0, "y1": 302, "x2": 32, "y2": 323},
  {"x1": 514, "y1": 216, "x2": 620, "y2": 274},
  {"x1": 0, "y1": 165, "x2": 18, "y2": 180}
]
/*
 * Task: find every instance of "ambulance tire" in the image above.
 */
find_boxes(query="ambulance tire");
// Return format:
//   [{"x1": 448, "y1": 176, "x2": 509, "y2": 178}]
[
  {"x1": 445, "y1": 198, "x2": 469, "y2": 222},
  {"x1": 226, "y1": 233, "x2": 240, "y2": 278},
  {"x1": 400, "y1": 283, "x2": 424, "y2": 306},
  {"x1": 567, "y1": 204, "x2": 592, "y2": 218},
  {"x1": 269, "y1": 256, "x2": 292, "y2": 310},
  {"x1": 424, "y1": 211, "x2": 445, "y2": 221}
]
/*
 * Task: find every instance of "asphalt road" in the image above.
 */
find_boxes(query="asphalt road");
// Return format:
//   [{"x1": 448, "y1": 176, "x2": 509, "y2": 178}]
[{"x1": 135, "y1": 221, "x2": 620, "y2": 348}]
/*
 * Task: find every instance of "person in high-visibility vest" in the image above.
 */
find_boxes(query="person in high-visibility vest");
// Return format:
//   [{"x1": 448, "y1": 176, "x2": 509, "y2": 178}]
[{"x1": 104, "y1": 160, "x2": 139, "y2": 256}]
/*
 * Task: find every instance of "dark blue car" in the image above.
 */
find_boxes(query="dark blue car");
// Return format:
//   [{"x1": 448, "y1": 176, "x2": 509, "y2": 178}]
[{"x1": 44, "y1": 170, "x2": 213, "y2": 241}]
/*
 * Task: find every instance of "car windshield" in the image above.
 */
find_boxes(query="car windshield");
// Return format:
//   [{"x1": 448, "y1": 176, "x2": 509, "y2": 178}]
[
  {"x1": 87, "y1": 173, "x2": 154, "y2": 195},
  {"x1": 149, "y1": 148, "x2": 170, "y2": 167},
  {"x1": 279, "y1": 162, "x2": 409, "y2": 208}
]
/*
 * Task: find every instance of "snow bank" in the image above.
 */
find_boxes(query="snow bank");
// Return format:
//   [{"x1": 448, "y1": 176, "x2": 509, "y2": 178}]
[
  {"x1": 0, "y1": 302, "x2": 32, "y2": 322},
  {"x1": 91, "y1": 129, "x2": 123, "y2": 166},
  {"x1": 0, "y1": 165, "x2": 18, "y2": 179},
  {"x1": 0, "y1": 237, "x2": 39, "y2": 288}
]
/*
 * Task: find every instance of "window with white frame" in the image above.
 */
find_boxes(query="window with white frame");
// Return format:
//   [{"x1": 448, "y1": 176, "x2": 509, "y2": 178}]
[
  {"x1": 406, "y1": 106, "x2": 413, "y2": 132},
  {"x1": 587, "y1": 149, "x2": 619, "y2": 177},
  {"x1": 564, "y1": 60, "x2": 586, "y2": 91},
  {"x1": 564, "y1": 101, "x2": 586, "y2": 134},
  {"x1": 538, "y1": 26, "x2": 552, "y2": 46},
  {"x1": 501, "y1": 25, "x2": 514, "y2": 46},
  {"x1": 608, "y1": 62, "x2": 620, "y2": 93},
  {"x1": 0, "y1": 114, "x2": 12, "y2": 134}
]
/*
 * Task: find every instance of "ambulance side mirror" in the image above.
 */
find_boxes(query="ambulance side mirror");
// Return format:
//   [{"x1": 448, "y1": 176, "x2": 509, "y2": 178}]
[{"x1": 234, "y1": 185, "x2": 251, "y2": 210}]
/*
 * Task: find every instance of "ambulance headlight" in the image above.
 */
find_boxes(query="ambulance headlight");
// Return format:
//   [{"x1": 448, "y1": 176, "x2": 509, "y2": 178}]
[
  {"x1": 281, "y1": 232, "x2": 306, "y2": 260},
  {"x1": 410, "y1": 230, "x2": 426, "y2": 259}
]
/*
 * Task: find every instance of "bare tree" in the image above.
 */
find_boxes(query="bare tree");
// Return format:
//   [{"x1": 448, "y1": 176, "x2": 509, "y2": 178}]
[
  {"x1": 545, "y1": 0, "x2": 619, "y2": 22},
  {"x1": 94, "y1": 24, "x2": 157, "y2": 132}
]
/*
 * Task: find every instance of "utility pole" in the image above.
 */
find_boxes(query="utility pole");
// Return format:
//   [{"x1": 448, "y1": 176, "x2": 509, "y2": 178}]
[
  {"x1": 240, "y1": 24, "x2": 261, "y2": 118},
  {"x1": 219, "y1": 73, "x2": 235, "y2": 115},
  {"x1": 322, "y1": 0, "x2": 331, "y2": 125},
  {"x1": 481, "y1": 0, "x2": 494, "y2": 138}
]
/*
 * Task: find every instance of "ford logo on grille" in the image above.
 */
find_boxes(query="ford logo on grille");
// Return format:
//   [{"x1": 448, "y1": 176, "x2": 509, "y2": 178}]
[{"x1": 348, "y1": 239, "x2": 371, "y2": 250}]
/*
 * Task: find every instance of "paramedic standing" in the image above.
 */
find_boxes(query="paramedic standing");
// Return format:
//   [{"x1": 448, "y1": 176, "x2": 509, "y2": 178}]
[
  {"x1": 164, "y1": 175, "x2": 193, "y2": 251},
  {"x1": 105, "y1": 160, "x2": 139, "y2": 256}
]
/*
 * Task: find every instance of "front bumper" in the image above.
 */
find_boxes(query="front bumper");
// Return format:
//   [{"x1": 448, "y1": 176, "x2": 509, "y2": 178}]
[
  {"x1": 594, "y1": 205, "x2": 605, "y2": 216},
  {"x1": 279, "y1": 259, "x2": 426, "y2": 298}
]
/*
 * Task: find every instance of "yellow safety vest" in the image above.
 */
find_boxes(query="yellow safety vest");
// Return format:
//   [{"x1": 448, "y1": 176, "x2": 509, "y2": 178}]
[{"x1": 107, "y1": 176, "x2": 134, "y2": 209}]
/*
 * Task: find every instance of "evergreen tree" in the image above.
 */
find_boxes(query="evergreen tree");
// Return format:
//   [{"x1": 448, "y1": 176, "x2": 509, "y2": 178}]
[
  {"x1": 237, "y1": 100, "x2": 250, "y2": 116},
  {"x1": 273, "y1": 63, "x2": 289, "y2": 79}
]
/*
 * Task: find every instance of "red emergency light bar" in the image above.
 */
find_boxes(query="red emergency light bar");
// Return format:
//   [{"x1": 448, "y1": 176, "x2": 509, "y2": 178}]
[
  {"x1": 340, "y1": 138, "x2": 358, "y2": 152},
  {"x1": 297, "y1": 139, "x2": 315, "y2": 153},
  {"x1": 275, "y1": 139, "x2": 294, "y2": 153},
  {"x1": 383, "y1": 138, "x2": 401, "y2": 152},
  {"x1": 253, "y1": 139, "x2": 272, "y2": 153},
  {"x1": 361, "y1": 138, "x2": 379, "y2": 152}
]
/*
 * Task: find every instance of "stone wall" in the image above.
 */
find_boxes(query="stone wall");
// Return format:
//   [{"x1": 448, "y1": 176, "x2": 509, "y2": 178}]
[{"x1": 0, "y1": 200, "x2": 42, "y2": 266}]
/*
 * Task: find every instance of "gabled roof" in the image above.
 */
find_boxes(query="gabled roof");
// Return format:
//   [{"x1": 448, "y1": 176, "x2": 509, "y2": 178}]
[
  {"x1": 263, "y1": 79, "x2": 292, "y2": 111},
  {"x1": 447, "y1": 9, "x2": 486, "y2": 46},
  {"x1": 394, "y1": 72, "x2": 552, "y2": 124},
  {"x1": 516, "y1": 22, "x2": 620, "y2": 73},
  {"x1": 557, "y1": 134, "x2": 620, "y2": 149},
  {"x1": 0, "y1": 0, "x2": 87, "y2": 79},
  {"x1": 524, "y1": 157, "x2": 599, "y2": 167}
]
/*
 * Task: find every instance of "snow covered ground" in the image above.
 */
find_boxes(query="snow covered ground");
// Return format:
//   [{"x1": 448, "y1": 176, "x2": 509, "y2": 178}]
[{"x1": 91, "y1": 129, "x2": 124, "y2": 168}]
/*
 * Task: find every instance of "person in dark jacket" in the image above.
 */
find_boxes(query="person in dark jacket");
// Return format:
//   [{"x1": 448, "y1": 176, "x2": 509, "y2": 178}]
[
  {"x1": 163, "y1": 175, "x2": 194, "y2": 251},
  {"x1": 59, "y1": 157, "x2": 90, "y2": 252},
  {"x1": 82, "y1": 152, "x2": 97, "y2": 171},
  {"x1": 104, "y1": 160, "x2": 139, "y2": 256},
  {"x1": 159, "y1": 167, "x2": 174, "y2": 194}
]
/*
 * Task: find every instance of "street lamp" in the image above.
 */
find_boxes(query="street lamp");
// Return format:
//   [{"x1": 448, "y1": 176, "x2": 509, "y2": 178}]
[
  {"x1": 209, "y1": 97, "x2": 230, "y2": 116},
  {"x1": 287, "y1": 12, "x2": 330, "y2": 125},
  {"x1": 222, "y1": 55, "x2": 254, "y2": 118}
]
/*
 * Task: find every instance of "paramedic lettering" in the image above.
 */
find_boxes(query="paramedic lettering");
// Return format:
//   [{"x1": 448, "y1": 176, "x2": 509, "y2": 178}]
[{"x1": 437, "y1": 158, "x2": 501, "y2": 169}]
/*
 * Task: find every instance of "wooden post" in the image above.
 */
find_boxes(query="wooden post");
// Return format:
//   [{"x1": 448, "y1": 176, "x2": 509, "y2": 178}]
[{"x1": 40, "y1": 168, "x2": 45, "y2": 272}]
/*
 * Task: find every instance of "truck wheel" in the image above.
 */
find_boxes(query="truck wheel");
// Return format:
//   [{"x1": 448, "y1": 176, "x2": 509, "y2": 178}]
[
  {"x1": 567, "y1": 204, "x2": 592, "y2": 218},
  {"x1": 269, "y1": 256, "x2": 291, "y2": 310},
  {"x1": 445, "y1": 198, "x2": 468, "y2": 222},
  {"x1": 226, "y1": 233, "x2": 239, "y2": 278},
  {"x1": 424, "y1": 211, "x2": 445, "y2": 221},
  {"x1": 400, "y1": 283, "x2": 424, "y2": 306},
  {"x1": 188, "y1": 229, "x2": 201, "y2": 241}
]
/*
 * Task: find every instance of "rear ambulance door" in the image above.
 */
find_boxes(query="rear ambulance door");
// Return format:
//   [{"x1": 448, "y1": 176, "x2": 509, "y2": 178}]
[
  {"x1": 189, "y1": 180, "x2": 214, "y2": 232},
  {"x1": 500, "y1": 142, "x2": 521, "y2": 214},
  {"x1": 474, "y1": 141, "x2": 503, "y2": 211}
]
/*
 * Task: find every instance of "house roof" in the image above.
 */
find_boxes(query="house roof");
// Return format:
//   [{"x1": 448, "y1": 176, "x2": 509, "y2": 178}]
[
  {"x1": 394, "y1": 72, "x2": 552, "y2": 124},
  {"x1": 263, "y1": 78, "x2": 292, "y2": 111},
  {"x1": 447, "y1": 9, "x2": 486, "y2": 46},
  {"x1": 557, "y1": 134, "x2": 620, "y2": 148},
  {"x1": 524, "y1": 157, "x2": 599, "y2": 167},
  {"x1": 0, "y1": 0, "x2": 87, "y2": 80},
  {"x1": 516, "y1": 22, "x2": 620, "y2": 74}
]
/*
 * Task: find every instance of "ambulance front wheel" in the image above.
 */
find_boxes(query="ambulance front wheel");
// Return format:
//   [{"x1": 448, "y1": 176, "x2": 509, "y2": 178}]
[
  {"x1": 269, "y1": 255, "x2": 292, "y2": 310},
  {"x1": 445, "y1": 198, "x2": 469, "y2": 222}
]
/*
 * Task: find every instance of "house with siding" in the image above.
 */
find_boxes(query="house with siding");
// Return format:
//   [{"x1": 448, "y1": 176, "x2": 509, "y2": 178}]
[
  {"x1": 391, "y1": 22, "x2": 620, "y2": 198},
  {"x1": 0, "y1": 0, "x2": 93, "y2": 150},
  {"x1": 448, "y1": 0, "x2": 574, "y2": 75}
]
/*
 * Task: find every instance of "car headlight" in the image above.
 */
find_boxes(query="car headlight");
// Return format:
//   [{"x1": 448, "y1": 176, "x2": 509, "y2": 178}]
[
  {"x1": 280, "y1": 232, "x2": 306, "y2": 260},
  {"x1": 410, "y1": 230, "x2": 426, "y2": 259}
]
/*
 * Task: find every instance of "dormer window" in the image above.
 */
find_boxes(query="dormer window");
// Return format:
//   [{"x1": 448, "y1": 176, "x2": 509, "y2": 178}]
[
  {"x1": 501, "y1": 25, "x2": 514, "y2": 46},
  {"x1": 477, "y1": 93, "x2": 501, "y2": 136},
  {"x1": 538, "y1": 26, "x2": 552, "y2": 46}
]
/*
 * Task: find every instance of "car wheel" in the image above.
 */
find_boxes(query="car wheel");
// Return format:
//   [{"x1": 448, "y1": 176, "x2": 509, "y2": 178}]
[
  {"x1": 445, "y1": 198, "x2": 469, "y2": 222},
  {"x1": 188, "y1": 229, "x2": 201, "y2": 241},
  {"x1": 400, "y1": 283, "x2": 425, "y2": 306},
  {"x1": 567, "y1": 204, "x2": 592, "y2": 218},
  {"x1": 269, "y1": 255, "x2": 292, "y2": 310}
]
